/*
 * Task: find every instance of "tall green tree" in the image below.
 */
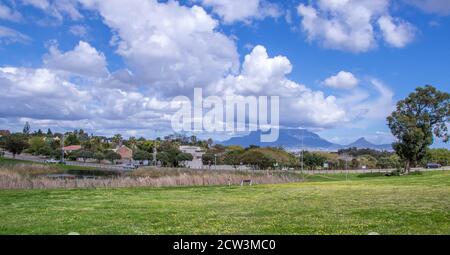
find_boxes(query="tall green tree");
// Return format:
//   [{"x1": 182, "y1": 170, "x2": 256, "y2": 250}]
[
  {"x1": 28, "y1": 136, "x2": 46, "y2": 155},
  {"x1": 387, "y1": 85, "x2": 450, "y2": 173},
  {"x1": 105, "y1": 151, "x2": 121, "y2": 164},
  {"x1": 93, "y1": 152, "x2": 105, "y2": 163},
  {"x1": 424, "y1": 148, "x2": 450, "y2": 166},
  {"x1": 77, "y1": 150, "x2": 94, "y2": 163},
  {"x1": 207, "y1": 138, "x2": 214, "y2": 148},
  {"x1": 240, "y1": 150, "x2": 274, "y2": 170},
  {"x1": 112, "y1": 134, "x2": 123, "y2": 146},
  {"x1": 133, "y1": 150, "x2": 152, "y2": 162},
  {"x1": 176, "y1": 153, "x2": 193, "y2": 163},
  {"x1": 22, "y1": 122, "x2": 31, "y2": 135},
  {"x1": 64, "y1": 133, "x2": 80, "y2": 146},
  {"x1": 4, "y1": 134, "x2": 29, "y2": 158},
  {"x1": 303, "y1": 151, "x2": 327, "y2": 170},
  {"x1": 223, "y1": 149, "x2": 243, "y2": 169},
  {"x1": 202, "y1": 153, "x2": 216, "y2": 166}
]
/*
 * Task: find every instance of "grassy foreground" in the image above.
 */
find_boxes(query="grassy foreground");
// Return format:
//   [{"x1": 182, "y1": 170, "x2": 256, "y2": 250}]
[{"x1": 1, "y1": 171, "x2": 450, "y2": 235}]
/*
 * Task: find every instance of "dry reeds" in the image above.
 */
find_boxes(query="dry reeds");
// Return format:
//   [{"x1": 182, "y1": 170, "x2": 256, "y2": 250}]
[
  {"x1": 0, "y1": 168, "x2": 302, "y2": 190},
  {"x1": 0, "y1": 163, "x2": 61, "y2": 176}
]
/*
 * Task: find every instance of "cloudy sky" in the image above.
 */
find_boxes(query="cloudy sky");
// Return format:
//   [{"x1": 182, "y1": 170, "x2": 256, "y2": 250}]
[{"x1": 0, "y1": 0, "x2": 449, "y2": 146}]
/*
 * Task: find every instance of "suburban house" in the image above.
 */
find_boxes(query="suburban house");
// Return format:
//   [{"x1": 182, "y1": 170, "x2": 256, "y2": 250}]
[
  {"x1": 179, "y1": 146, "x2": 205, "y2": 169},
  {"x1": 0, "y1": 130, "x2": 10, "y2": 137},
  {"x1": 62, "y1": 145, "x2": 82, "y2": 154},
  {"x1": 114, "y1": 145, "x2": 133, "y2": 163}
]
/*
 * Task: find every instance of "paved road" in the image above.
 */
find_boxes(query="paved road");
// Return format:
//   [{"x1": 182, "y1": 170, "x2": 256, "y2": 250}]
[{"x1": 3, "y1": 152, "x2": 449, "y2": 174}]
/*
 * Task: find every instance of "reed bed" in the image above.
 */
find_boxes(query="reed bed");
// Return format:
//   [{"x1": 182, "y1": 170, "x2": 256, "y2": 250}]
[
  {"x1": 0, "y1": 164, "x2": 61, "y2": 176},
  {"x1": 0, "y1": 167, "x2": 302, "y2": 190}
]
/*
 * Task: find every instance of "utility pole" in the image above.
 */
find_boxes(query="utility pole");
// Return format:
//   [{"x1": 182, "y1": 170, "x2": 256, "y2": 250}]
[
  {"x1": 343, "y1": 154, "x2": 351, "y2": 181},
  {"x1": 153, "y1": 146, "x2": 157, "y2": 167},
  {"x1": 301, "y1": 129, "x2": 304, "y2": 173},
  {"x1": 346, "y1": 156, "x2": 351, "y2": 181},
  {"x1": 214, "y1": 154, "x2": 217, "y2": 170},
  {"x1": 61, "y1": 134, "x2": 65, "y2": 164},
  {"x1": 153, "y1": 130, "x2": 158, "y2": 167}
]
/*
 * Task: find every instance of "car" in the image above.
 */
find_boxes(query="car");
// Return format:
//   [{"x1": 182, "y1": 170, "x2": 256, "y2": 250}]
[
  {"x1": 122, "y1": 164, "x2": 138, "y2": 170},
  {"x1": 45, "y1": 159, "x2": 61, "y2": 164},
  {"x1": 425, "y1": 163, "x2": 442, "y2": 169}
]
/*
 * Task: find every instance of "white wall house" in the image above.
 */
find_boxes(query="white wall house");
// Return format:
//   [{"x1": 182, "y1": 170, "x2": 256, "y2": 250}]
[{"x1": 179, "y1": 146, "x2": 205, "y2": 169}]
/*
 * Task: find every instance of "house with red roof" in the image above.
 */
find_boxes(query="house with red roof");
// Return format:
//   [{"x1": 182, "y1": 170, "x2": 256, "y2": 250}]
[
  {"x1": 114, "y1": 145, "x2": 133, "y2": 162},
  {"x1": 63, "y1": 145, "x2": 82, "y2": 153},
  {"x1": 0, "y1": 130, "x2": 10, "y2": 137}
]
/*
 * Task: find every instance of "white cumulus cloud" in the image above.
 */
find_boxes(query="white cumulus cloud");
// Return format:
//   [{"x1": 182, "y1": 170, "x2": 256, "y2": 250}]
[
  {"x1": 208, "y1": 45, "x2": 349, "y2": 128},
  {"x1": 43, "y1": 41, "x2": 108, "y2": 78},
  {"x1": 324, "y1": 71, "x2": 359, "y2": 89},
  {"x1": 0, "y1": 67, "x2": 90, "y2": 120},
  {"x1": 297, "y1": 0, "x2": 416, "y2": 52},
  {"x1": 0, "y1": 0, "x2": 399, "y2": 137},
  {"x1": 78, "y1": 0, "x2": 240, "y2": 96},
  {"x1": 0, "y1": 66, "x2": 171, "y2": 128},
  {"x1": 378, "y1": 15, "x2": 416, "y2": 48},
  {"x1": 198, "y1": 0, "x2": 281, "y2": 24}
]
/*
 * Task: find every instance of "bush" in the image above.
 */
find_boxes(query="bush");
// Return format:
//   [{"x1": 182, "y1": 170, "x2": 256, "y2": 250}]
[
  {"x1": 357, "y1": 172, "x2": 385, "y2": 178},
  {"x1": 105, "y1": 151, "x2": 121, "y2": 163},
  {"x1": 423, "y1": 148, "x2": 450, "y2": 166},
  {"x1": 385, "y1": 169, "x2": 402, "y2": 177},
  {"x1": 240, "y1": 150, "x2": 274, "y2": 170},
  {"x1": 94, "y1": 152, "x2": 105, "y2": 163},
  {"x1": 133, "y1": 150, "x2": 152, "y2": 161},
  {"x1": 176, "y1": 153, "x2": 193, "y2": 162}
]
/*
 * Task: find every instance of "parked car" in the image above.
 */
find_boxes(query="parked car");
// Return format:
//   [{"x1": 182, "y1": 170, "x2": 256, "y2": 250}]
[
  {"x1": 425, "y1": 163, "x2": 442, "y2": 169},
  {"x1": 122, "y1": 164, "x2": 138, "y2": 170},
  {"x1": 45, "y1": 159, "x2": 61, "y2": 164}
]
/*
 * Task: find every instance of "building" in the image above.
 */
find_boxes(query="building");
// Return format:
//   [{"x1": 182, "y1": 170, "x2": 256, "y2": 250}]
[
  {"x1": 62, "y1": 145, "x2": 82, "y2": 153},
  {"x1": 0, "y1": 130, "x2": 10, "y2": 137},
  {"x1": 114, "y1": 145, "x2": 133, "y2": 162},
  {"x1": 179, "y1": 146, "x2": 205, "y2": 169}
]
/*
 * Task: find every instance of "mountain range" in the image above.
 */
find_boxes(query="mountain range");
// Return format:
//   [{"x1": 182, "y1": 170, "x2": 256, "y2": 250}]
[{"x1": 220, "y1": 129, "x2": 393, "y2": 151}]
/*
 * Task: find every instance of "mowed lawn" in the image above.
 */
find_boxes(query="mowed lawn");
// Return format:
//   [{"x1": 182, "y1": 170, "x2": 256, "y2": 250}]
[{"x1": 0, "y1": 171, "x2": 449, "y2": 235}]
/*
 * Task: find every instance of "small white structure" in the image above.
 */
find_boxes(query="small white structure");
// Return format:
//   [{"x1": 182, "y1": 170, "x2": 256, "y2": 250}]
[{"x1": 179, "y1": 146, "x2": 205, "y2": 169}]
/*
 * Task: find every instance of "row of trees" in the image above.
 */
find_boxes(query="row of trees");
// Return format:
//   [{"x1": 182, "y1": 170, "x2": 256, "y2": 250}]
[
  {"x1": 202, "y1": 144, "x2": 450, "y2": 171},
  {"x1": 0, "y1": 128, "x2": 196, "y2": 167},
  {"x1": 203, "y1": 145, "x2": 299, "y2": 170},
  {"x1": 302, "y1": 151, "x2": 401, "y2": 170}
]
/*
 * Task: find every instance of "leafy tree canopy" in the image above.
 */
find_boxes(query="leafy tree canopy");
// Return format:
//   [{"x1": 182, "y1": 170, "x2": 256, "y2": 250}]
[
  {"x1": 387, "y1": 85, "x2": 449, "y2": 172},
  {"x1": 3, "y1": 133, "x2": 29, "y2": 158}
]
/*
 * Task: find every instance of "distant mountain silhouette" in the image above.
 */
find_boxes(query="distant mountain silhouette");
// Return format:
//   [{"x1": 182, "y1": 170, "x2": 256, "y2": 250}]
[
  {"x1": 345, "y1": 137, "x2": 393, "y2": 151},
  {"x1": 220, "y1": 129, "x2": 392, "y2": 151}
]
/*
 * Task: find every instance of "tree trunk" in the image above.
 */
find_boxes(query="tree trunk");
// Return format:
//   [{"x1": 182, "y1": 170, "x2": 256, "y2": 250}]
[{"x1": 404, "y1": 161, "x2": 411, "y2": 174}]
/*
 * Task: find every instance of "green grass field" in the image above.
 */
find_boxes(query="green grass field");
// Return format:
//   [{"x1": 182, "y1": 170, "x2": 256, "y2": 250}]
[{"x1": 1, "y1": 170, "x2": 449, "y2": 235}]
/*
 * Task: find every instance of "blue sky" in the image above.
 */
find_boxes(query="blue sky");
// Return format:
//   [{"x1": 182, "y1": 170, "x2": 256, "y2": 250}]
[{"x1": 0, "y1": 0, "x2": 449, "y2": 147}]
